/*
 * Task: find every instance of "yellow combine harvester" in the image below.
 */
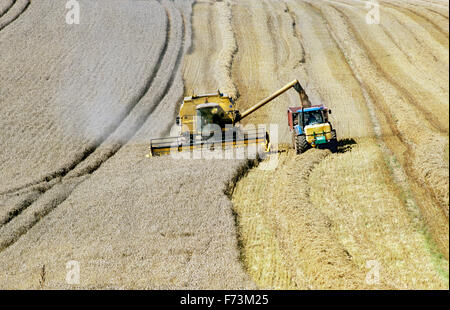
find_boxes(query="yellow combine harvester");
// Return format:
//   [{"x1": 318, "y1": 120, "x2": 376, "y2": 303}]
[{"x1": 148, "y1": 80, "x2": 306, "y2": 156}]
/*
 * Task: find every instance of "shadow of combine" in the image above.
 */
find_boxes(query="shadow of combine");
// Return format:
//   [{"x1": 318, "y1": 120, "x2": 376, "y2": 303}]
[{"x1": 337, "y1": 138, "x2": 357, "y2": 153}]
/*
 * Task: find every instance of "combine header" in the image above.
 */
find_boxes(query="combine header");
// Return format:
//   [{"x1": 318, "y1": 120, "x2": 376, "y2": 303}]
[{"x1": 148, "y1": 80, "x2": 306, "y2": 157}]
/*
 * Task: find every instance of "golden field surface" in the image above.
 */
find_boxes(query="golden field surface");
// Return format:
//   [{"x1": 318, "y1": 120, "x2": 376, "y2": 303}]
[{"x1": 0, "y1": 0, "x2": 448, "y2": 289}]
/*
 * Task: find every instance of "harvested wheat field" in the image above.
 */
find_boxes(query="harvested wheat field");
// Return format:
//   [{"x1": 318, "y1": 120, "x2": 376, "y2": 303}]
[{"x1": 0, "y1": 0, "x2": 448, "y2": 289}]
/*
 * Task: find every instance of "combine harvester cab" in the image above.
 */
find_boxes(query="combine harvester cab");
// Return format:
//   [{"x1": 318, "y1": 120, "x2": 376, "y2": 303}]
[{"x1": 287, "y1": 105, "x2": 338, "y2": 154}]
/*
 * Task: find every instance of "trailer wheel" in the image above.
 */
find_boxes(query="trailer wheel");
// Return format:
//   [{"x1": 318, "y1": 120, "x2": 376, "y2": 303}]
[
  {"x1": 329, "y1": 130, "x2": 338, "y2": 153},
  {"x1": 296, "y1": 135, "x2": 309, "y2": 154}
]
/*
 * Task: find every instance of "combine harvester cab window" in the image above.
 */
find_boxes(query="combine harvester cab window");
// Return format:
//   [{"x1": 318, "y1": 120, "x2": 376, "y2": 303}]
[
  {"x1": 197, "y1": 108, "x2": 216, "y2": 132},
  {"x1": 196, "y1": 105, "x2": 231, "y2": 132}
]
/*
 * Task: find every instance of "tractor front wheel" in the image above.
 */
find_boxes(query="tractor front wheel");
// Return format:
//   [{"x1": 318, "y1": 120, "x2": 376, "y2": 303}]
[
  {"x1": 329, "y1": 130, "x2": 338, "y2": 153},
  {"x1": 296, "y1": 134, "x2": 309, "y2": 154}
]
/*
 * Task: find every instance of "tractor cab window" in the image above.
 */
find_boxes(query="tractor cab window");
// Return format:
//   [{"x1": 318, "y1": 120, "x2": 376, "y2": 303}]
[
  {"x1": 292, "y1": 113, "x2": 299, "y2": 126},
  {"x1": 299, "y1": 110, "x2": 324, "y2": 126}
]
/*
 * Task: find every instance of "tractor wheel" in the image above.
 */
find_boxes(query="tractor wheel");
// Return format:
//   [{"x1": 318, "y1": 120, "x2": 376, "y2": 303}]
[
  {"x1": 296, "y1": 135, "x2": 309, "y2": 154},
  {"x1": 329, "y1": 130, "x2": 338, "y2": 153}
]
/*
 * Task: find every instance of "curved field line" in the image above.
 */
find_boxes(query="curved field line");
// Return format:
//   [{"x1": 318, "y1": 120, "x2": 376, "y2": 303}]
[
  {"x1": 0, "y1": 0, "x2": 15, "y2": 18},
  {"x1": 0, "y1": 0, "x2": 29, "y2": 31},
  {"x1": 312, "y1": 1, "x2": 449, "y2": 258},
  {"x1": 343, "y1": 0, "x2": 449, "y2": 65},
  {"x1": 380, "y1": 0, "x2": 449, "y2": 37},
  {"x1": 325, "y1": 3, "x2": 447, "y2": 136},
  {"x1": 404, "y1": 7, "x2": 449, "y2": 36},
  {"x1": 380, "y1": 6, "x2": 448, "y2": 62},
  {"x1": 64, "y1": 6, "x2": 182, "y2": 177},
  {"x1": 0, "y1": 3, "x2": 188, "y2": 252},
  {"x1": 425, "y1": 8, "x2": 449, "y2": 20},
  {"x1": 349, "y1": 0, "x2": 449, "y2": 16},
  {"x1": 378, "y1": 3, "x2": 449, "y2": 55},
  {"x1": 406, "y1": 0, "x2": 450, "y2": 18},
  {"x1": 0, "y1": 5, "x2": 171, "y2": 197},
  {"x1": 325, "y1": 2, "x2": 449, "y2": 209},
  {"x1": 326, "y1": 0, "x2": 449, "y2": 134},
  {"x1": 0, "y1": 4, "x2": 170, "y2": 219}
]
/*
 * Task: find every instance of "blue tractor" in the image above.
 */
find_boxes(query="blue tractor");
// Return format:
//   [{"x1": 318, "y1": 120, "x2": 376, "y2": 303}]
[{"x1": 287, "y1": 105, "x2": 338, "y2": 154}]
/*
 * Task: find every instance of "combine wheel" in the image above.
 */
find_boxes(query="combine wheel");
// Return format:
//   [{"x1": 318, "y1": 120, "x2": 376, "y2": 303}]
[{"x1": 296, "y1": 134, "x2": 309, "y2": 154}]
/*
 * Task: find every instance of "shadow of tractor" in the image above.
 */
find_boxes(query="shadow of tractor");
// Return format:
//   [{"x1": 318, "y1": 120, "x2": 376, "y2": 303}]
[{"x1": 337, "y1": 138, "x2": 357, "y2": 153}]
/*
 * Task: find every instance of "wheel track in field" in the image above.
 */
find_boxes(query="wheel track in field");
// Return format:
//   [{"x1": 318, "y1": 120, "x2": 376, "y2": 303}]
[
  {"x1": 0, "y1": 0, "x2": 15, "y2": 17},
  {"x1": 0, "y1": 2, "x2": 170, "y2": 197},
  {"x1": 379, "y1": 5, "x2": 448, "y2": 65},
  {"x1": 322, "y1": 1, "x2": 448, "y2": 136},
  {"x1": 348, "y1": 0, "x2": 449, "y2": 88},
  {"x1": 228, "y1": 0, "x2": 355, "y2": 288},
  {"x1": 0, "y1": 0, "x2": 29, "y2": 31},
  {"x1": 380, "y1": 0, "x2": 449, "y2": 37},
  {"x1": 328, "y1": 0, "x2": 449, "y2": 209},
  {"x1": 400, "y1": 0, "x2": 449, "y2": 19},
  {"x1": 425, "y1": 8, "x2": 449, "y2": 20},
  {"x1": 0, "y1": 7, "x2": 169, "y2": 196},
  {"x1": 284, "y1": 2, "x2": 306, "y2": 67},
  {"x1": 327, "y1": 0, "x2": 448, "y2": 134},
  {"x1": 310, "y1": 1, "x2": 449, "y2": 258},
  {"x1": 230, "y1": 0, "x2": 448, "y2": 288},
  {"x1": 0, "y1": 1, "x2": 189, "y2": 251}
]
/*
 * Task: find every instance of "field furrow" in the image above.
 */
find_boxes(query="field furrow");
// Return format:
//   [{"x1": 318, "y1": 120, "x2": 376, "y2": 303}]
[
  {"x1": 230, "y1": 0, "x2": 448, "y2": 288},
  {"x1": 386, "y1": 0, "x2": 449, "y2": 35},
  {"x1": 0, "y1": 0, "x2": 29, "y2": 31},
  {"x1": 0, "y1": 1, "x2": 168, "y2": 194},
  {"x1": 233, "y1": 150, "x2": 382, "y2": 289},
  {"x1": 323, "y1": 3, "x2": 449, "y2": 256},
  {"x1": 0, "y1": 0, "x2": 173, "y2": 250},
  {"x1": 0, "y1": 0, "x2": 15, "y2": 17}
]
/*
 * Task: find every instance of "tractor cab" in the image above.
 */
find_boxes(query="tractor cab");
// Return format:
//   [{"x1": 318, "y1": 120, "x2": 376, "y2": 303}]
[
  {"x1": 301, "y1": 109, "x2": 324, "y2": 126},
  {"x1": 289, "y1": 105, "x2": 331, "y2": 128},
  {"x1": 287, "y1": 105, "x2": 337, "y2": 153}
]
